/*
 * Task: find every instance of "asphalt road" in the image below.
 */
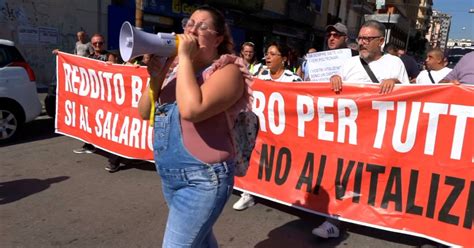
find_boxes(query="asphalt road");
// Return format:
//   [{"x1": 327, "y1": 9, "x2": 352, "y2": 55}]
[{"x1": 0, "y1": 114, "x2": 443, "y2": 247}]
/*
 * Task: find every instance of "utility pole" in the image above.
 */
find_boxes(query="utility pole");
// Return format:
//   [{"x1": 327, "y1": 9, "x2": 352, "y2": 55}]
[{"x1": 135, "y1": 0, "x2": 143, "y2": 29}]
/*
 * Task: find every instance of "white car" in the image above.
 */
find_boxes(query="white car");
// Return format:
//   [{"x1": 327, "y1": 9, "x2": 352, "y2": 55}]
[{"x1": 0, "y1": 39, "x2": 42, "y2": 143}]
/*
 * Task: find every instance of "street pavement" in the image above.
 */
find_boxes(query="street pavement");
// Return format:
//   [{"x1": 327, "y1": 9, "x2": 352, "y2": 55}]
[{"x1": 0, "y1": 113, "x2": 442, "y2": 247}]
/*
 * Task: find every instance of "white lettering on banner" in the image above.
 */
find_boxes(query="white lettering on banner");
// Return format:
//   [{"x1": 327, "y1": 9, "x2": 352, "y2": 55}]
[
  {"x1": 372, "y1": 101, "x2": 395, "y2": 149},
  {"x1": 79, "y1": 105, "x2": 92, "y2": 133},
  {"x1": 268, "y1": 92, "x2": 285, "y2": 135},
  {"x1": 62, "y1": 62, "x2": 128, "y2": 105},
  {"x1": 253, "y1": 91, "x2": 267, "y2": 132},
  {"x1": 297, "y1": 95, "x2": 314, "y2": 137},
  {"x1": 89, "y1": 69, "x2": 100, "y2": 99},
  {"x1": 449, "y1": 105, "x2": 474, "y2": 160},
  {"x1": 337, "y1": 99, "x2": 358, "y2": 145},
  {"x1": 94, "y1": 109, "x2": 153, "y2": 150},
  {"x1": 393, "y1": 102, "x2": 422, "y2": 153},
  {"x1": 318, "y1": 97, "x2": 334, "y2": 141},
  {"x1": 64, "y1": 100, "x2": 76, "y2": 127},
  {"x1": 422, "y1": 103, "x2": 449, "y2": 155},
  {"x1": 297, "y1": 96, "x2": 358, "y2": 144},
  {"x1": 373, "y1": 101, "x2": 474, "y2": 160},
  {"x1": 131, "y1": 76, "x2": 145, "y2": 107}
]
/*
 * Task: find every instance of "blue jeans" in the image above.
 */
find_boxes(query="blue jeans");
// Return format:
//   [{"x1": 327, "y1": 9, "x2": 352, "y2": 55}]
[{"x1": 153, "y1": 103, "x2": 235, "y2": 248}]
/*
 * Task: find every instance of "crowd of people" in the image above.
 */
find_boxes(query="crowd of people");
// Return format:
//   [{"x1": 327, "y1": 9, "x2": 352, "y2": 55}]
[{"x1": 52, "y1": 5, "x2": 473, "y2": 247}]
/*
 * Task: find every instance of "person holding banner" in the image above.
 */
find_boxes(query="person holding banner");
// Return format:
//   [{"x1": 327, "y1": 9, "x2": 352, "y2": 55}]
[
  {"x1": 296, "y1": 47, "x2": 317, "y2": 80},
  {"x1": 73, "y1": 33, "x2": 109, "y2": 155},
  {"x1": 233, "y1": 41, "x2": 302, "y2": 211},
  {"x1": 252, "y1": 41, "x2": 302, "y2": 83},
  {"x1": 441, "y1": 51, "x2": 474, "y2": 85},
  {"x1": 137, "y1": 6, "x2": 253, "y2": 247},
  {"x1": 313, "y1": 20, "x2": 410, "y2": 239},
  {"x1": 329, "y1": 20, "x2": 409, "y2": 94}
]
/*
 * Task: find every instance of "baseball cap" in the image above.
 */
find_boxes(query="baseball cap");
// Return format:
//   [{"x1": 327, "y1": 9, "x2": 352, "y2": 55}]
[{"x1": 326, "y1": 23, "x2": 348, "y2": 36}]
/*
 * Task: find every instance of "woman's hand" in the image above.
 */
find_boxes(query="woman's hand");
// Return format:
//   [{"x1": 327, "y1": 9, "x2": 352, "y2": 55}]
[{"x1": 177, "y1": 34, "x2": 199, "y2": 60}]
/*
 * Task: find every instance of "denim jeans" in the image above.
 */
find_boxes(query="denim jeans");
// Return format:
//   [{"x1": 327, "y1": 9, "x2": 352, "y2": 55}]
[{"x1": 153, "y1": 103, "x2": 235, "y2": 248}]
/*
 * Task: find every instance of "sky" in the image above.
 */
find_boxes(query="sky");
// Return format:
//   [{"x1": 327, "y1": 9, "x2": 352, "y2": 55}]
[{"x1": 432, "y1": 0, "x2": 474, "y2": 40}]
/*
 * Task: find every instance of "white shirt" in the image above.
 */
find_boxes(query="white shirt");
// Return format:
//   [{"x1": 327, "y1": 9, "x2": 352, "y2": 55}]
[
  {"x1": 257, "y1": 68, "x2": 302, "y2": 82},
  {"x1": 416, "y1": 67, "x2": 452, "y2": 84},
  {"x1": 338, "y1": 54, "x2": 409, "y2": 84}
]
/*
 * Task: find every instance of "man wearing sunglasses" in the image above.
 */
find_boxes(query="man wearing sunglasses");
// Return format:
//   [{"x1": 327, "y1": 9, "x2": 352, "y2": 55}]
[
  {"x1": 88, "y1": 33, "x2": 108, "y2": 62},
  {"x1": 325, "y1": 23, "x2": 358, "y2": 56}
]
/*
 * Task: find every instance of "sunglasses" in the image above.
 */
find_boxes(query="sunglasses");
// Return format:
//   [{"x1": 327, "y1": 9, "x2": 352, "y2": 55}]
[
  {"x1": 326, "y1": 32, "x2": 345, "y2": 39},
  {"x1": 93, "y1": 41, "x2": 104, "y2": 46}
]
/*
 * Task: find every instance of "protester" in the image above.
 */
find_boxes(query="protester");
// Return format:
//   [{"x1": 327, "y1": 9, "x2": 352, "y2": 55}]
[
  {"x1": 73, "y1": 34, "x2": 109, "y2": 156},
  {"x1": 254, "y1": 41, "x2": 302, "y2": 82},
  {"x1": 137, "y1": 5, "x2": 252, "y2": 247},
  {"x1": 416, "y1": 48, "x2": 452, "y2": 84},
  {"x1": 385, "y1": 43, "x2": 420, "y2": 82},
  {"x1": 384, "y1": 43, "x2": 399, "y2": 56},
  {"x1": 296, "y1": 47, "x2": 317, "y2": 80},
  {"x1": 233, "y1": 41, "x2": 302, "y2": 211},
  {"x1": 88, "y1": 33, "x2": 108, "y2": 61},
  {"x1": 107, "y1": 52, "x2": 119, "y2": 64},
  {"x1": 287, "y1": 47, "x2": 303, "y2": 74},
  {"x1": 240, "y1": 41, "x2": 263, "y2": 75},
  {"x1": 52, "y1": 30, "x2": 93, "y2": 57},
  {"x1": 441, "y1": 51, "x2": 474, "y2": 85},
  {"x1": 317, "y1": 20, "x2": 409, "y2": 239},
  {"x1": 74, "y1": 31, "x2": 94, "y2": 57},
  {"x1": 302, "y1": 22, "x2": 357, "y2": 82},
  {"x1": 141, "y1": 54, "x2": 151, "y2": 65},
  {"x1": 325, "y1": 23, "x2": 357, "y2": 56}
]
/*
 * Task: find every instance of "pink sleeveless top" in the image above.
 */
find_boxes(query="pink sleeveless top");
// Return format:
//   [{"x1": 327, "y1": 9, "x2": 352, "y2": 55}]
[{"x1": 158, "y1": 55, "x2": 253, "y2": 163}]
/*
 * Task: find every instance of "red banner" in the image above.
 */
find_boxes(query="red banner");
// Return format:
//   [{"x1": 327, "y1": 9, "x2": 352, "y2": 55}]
[
  {"x1": 56, "y1": 53, "x2": 474, "y2": 247},
  {"x1": 56, "y1": 52, "x2": 154, "y2": 160}
]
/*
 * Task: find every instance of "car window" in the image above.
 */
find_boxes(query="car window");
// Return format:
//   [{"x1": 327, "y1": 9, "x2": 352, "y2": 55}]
[
  {"x1": 0, "y1": 45, "x2": 11, "y2": 67},
  {"x1": 0, "y1": 44, "x2": 25, "y2": 67}
]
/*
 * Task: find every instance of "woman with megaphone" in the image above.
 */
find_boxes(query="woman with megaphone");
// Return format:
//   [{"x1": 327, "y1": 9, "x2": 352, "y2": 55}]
[{"x1": 137, "y1": 5, "x2": 253, "y2": 248}]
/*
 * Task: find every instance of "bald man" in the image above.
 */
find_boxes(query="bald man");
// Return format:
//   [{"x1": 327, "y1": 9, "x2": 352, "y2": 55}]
[{"x1": 416, "y1": 48, "x2": 451, "y2": 84}]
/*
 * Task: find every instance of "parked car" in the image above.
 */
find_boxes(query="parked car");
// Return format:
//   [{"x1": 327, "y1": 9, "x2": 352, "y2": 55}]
[
  {"x1": 446, "y1": 46, "x2": 474, "y2": 68},
  {"x1": 0, "y1": 39, "x2": 42, "y2": 143}
]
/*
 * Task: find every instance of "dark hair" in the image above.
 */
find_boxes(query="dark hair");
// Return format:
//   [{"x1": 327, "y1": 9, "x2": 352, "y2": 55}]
[
  {"x1": 361, "y1": 20, "x2": 386, "y2": 37},
  {"x1": 195, "y1": 5, "x2": 234, "y2": 55},
  {"x1": 384, "y1": 43, "x2": 398, "y2": 53},
  {"x1": 266, "y1": 41, "x2": 290, "y2": 58}
]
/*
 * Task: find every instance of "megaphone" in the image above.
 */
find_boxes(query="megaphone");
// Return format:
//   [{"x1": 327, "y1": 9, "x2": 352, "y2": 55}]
[{"x1": 119, "y1": 21, "x2": 178, "y2": 62}]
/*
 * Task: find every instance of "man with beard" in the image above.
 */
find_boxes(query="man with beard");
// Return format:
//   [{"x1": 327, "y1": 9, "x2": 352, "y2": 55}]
[
  {"x1": 329, "y1": 20, "x2": 409, "y2": 94},
  {"x1": 312, "y1": 20, "x2": 409, "y2": 240}
]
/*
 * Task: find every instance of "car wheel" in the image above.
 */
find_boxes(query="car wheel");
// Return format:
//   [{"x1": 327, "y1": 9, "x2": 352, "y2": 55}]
[
  {"x1": 0, "y1": 107, "x2": 22, "y2": 143},
  {"x1": 44, "y1": 95, "x2": 56, "y2": 118}
]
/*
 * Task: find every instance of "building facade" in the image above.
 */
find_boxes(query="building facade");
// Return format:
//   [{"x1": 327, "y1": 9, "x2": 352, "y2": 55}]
[
  {"x1": 1, "y1": 0, "x2": 437, "y2": 84},
  {"x1": 426, "y1": 10, "x2": 451, "y2": 50},
  {"x1": 0, "y1": 0, "x2": 111, "y2": 84}
]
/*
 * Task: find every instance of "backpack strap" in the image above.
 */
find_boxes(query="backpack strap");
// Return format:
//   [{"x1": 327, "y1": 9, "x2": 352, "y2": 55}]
[
  {"x1": 360, "y1": 57, "x2": 379, "y2": 83},
  {"x1": 427, "y1": 70, "x2": 436, "y2": 84}
]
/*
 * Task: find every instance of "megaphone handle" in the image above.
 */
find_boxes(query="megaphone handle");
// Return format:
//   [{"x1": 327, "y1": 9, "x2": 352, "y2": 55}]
[{"x1": 148, "y1": 87, "x2": 155, "y2": 126}]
